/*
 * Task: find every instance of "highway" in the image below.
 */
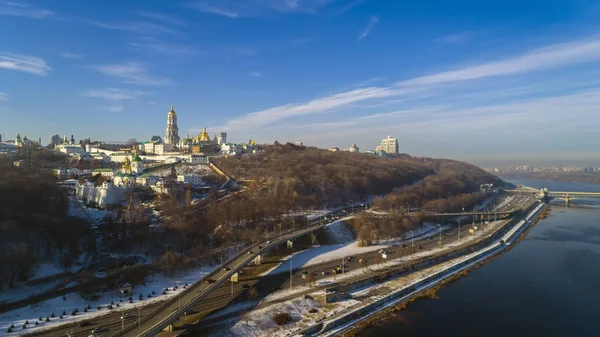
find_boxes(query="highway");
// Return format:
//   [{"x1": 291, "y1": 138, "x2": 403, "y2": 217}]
[{"x1": 30, "y1": 194, "x2": 533, "y2": 337}]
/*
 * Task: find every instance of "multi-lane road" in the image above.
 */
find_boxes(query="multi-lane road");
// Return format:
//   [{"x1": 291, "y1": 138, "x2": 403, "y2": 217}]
[{"x1": 30, "y1": 195, "x2": 534, "y2": 337}]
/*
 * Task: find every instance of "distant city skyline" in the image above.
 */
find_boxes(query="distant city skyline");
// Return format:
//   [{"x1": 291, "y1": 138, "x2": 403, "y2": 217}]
[{"x1": 2, "y1": 0, "x2": 600, "y2": 163}]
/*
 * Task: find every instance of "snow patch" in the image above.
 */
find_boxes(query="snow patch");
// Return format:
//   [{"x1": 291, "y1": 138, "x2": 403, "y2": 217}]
[{"x1": 324, "y1": 218, "x2": 355, "y2": 244}]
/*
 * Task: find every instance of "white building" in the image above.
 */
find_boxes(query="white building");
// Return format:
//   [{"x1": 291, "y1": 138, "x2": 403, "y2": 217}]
[
  {"x1": 56, "y1": 144, "x2": 85, "y2": 155},
  {"x1": 92, "y1": 168, "x2": 115, "y2": 177},
  {"x1": 177, "y1": 173, "x2": 203, "y2": 186},
  {"x1": 188, "y1": 154, "x2": 208, "y2": 164},
  {"x1": 348, "y1": 144, "x2": 359, "y2": 153},
  {"x1": 216, "y1": 132, "x2": 227, "y2": 145},
  {"x1": 136, "y1": 174, "x2": 159, "y2": 187},
  {"x1": 76, "y1": 181, "x2": 126, "y2": 208},
  {"x1": 0, "y1": 142, "x2": 17, "y2": 156},
  {"x1": 221, "y1": 143, "x2": 244, "y2": 156},
  {"x1": 379, "y1": 135, "x2": 399, "y2": 154}
]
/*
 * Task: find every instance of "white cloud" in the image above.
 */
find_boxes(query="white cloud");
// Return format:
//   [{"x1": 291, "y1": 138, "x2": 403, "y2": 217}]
[
  {"x1": 0, "y1": 52, "x2": 51, "y2": 75},
  {"x1": 106, "y1": 106, "x2": 124, "y2": 112},
  {"x1": 0, "y1": 1, "x2": 54, "y2": 19},
  {"x1": 0, "y1": 92, "x2": 7, "y2": 100},
  {"x1": 338, "y1": 0, "x2": 363, "y2": 15},
  {"x1": 251, "y1": 71, "x2": 263, "y2": 77},
  {"x1": 135, "y1": 11, "x2": 187, "y2": 26},
  {"x1": 59, "y1": 51, "x2": 83, "y2": 59},
  {"x1": 357, "y1": 16, "x2": 378, "y2": 41},
  {"x1": 83, "y1": 88, "x2": 146, "y2": 100},
  {"x1": 436, "y1": 32, "x2": 472, "y2": 44},
  {"x1": 90, "y1": 62, "x2": 172, "y2": 86},
  {"x1": 191, "y1": 2, "x2": 239, "y2": 18},
  {"x1": 190, "y1": 0, "x2": 336, "y2": 18},
  {"x1": 128, "y1": 37, "x2": 199, "y2": 56},
  {"x1": 81, "y1": 19, "x2": 182, "y2": 35},
  {"x1": 399, "y1": 38, "x2": 600, "y2": 87},
  {"x1": 225, "y1": 86, "x2": 407, "y2": 129}
]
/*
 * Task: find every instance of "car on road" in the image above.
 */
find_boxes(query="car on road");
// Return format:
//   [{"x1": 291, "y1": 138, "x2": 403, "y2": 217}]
[
  {"x1": 266, "y1": 240, "x2": 271, "y2": 244},
  {"x1": 121, "y1": 313, "x2": 132, "y2": 320},
  {"x1": 247, "y1": 251, "x2": 253, "y2": 254},
  {"x1": 346, "y1": 256, "x2": 353, "y2": 261},
  {"x1": 321, "y1": 271, "x2": 328, "y2": 275},
  {"x1": 204, "y1": 278, "x2": 216, "y2": 284},
  {"x1": 78, "y1": 321, "x2": 90, "y2": 327},
  {"x1": 258, "y1": 246, "x2": 263, "y2": 249},
  {"x1": 242, "y1": 284, "x2": 250, "y2": 289},
  {"x1": 183, "y1": 310, "x2": 197, "y2": 315},
  {"x1": 400, "y1": 244, "x2": 407, "y2": 248},
  {"x1": 91, "y1": 327, "x2": 107, "y2": 333},
  {"x1": 222, "y1": 267, "x2": 231, "y2": 271},
  {"x1": 416, "y1": 245, "x2": 424, "y2": 249}
]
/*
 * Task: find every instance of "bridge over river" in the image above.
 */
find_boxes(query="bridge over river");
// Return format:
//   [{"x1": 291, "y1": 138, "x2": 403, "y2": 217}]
[{"x1": 506, "y1": 186, "x2": 600, "y2": 204}]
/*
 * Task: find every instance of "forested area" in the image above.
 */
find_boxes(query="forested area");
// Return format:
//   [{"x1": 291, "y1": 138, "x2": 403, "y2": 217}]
[{"x1": 0, "y1": 155, "x2": 90, "y2": 291}]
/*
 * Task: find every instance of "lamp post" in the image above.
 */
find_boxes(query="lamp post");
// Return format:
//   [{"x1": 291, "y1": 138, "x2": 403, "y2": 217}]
[
  {"x1": 408, "y1": 230, "x2": 414, "y2": 256},
  {"x1": 290, "y1": 254, "x2": 293, "y2": 290},
  {"x1": 457, "y1": 220, "x2": 461, "y2": 243},
  {"x1": 138, "y1": 304, "x2": 141, "y2": 337},
  {"x1": 175, "y1": 281, "x2": 181, "y2": 311},
  {"x1": 437, "y1": 224, "x2": 442, "y2": 247}
]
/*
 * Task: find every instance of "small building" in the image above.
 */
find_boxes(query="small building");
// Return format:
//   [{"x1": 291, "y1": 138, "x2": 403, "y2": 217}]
[
  {"x1": 177, "y1": 173, "x2": 203, "y2": 186},
  {"x1": 189, "y1": 154, "x2": 208, "y2": 164},
  {"x1": 93, "y1": 168, "x2": 115, "y2": 177},
  {"x1": 348, "y1": 144, "x2": 359, "y2": 153},
  {"x1": 136, "y1": 173, "x2": 159, "y2": 187}
]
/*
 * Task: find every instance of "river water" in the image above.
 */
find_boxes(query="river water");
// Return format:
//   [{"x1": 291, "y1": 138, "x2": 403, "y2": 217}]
[{"x1": 358, "y1": 177, "x2": 600, "y2": 337}]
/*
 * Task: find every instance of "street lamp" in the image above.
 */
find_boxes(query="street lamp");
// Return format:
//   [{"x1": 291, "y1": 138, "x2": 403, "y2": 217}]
[
  {"x1": 437, "y1": 224, "x2": 442, "y2": 247},
  {"x1": 408, "y1": 230, "x2": 414, "y2": 256},
  {"x1": 457, "y1": 220, "x2": 461, "y2": 243},
  {"x1": 290, "y1": 254, "x2": 293, "y2": 290},
  {"x1": 137, "y1": 304, "x2": 141, "y2": 337},
  {"x1": 175, "y1": 280, "x2": 181, "y2": 311}
]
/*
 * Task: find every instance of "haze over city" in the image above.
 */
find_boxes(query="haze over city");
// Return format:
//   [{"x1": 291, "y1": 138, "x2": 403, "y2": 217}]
[{"x1": 2, "y1": 0, "x2": 600, "y2": 165}]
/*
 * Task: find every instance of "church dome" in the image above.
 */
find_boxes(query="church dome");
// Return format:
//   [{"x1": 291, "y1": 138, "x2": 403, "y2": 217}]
[{"x1": 168, "y1": 105, "x2": 176, "y2": 115}]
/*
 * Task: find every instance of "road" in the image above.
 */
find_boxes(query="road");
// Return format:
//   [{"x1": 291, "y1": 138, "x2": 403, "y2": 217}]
[{"x1": 31, "y1": 195, "x2": 532, "y2": 337}]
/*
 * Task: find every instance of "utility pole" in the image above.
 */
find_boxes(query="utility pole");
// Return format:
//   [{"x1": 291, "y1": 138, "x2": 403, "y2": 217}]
[
  {"x1": 175, "y1": 281, "x2": 181, "y2": 311},
  {"x1": 457, "y1": 220, "x2": 461, "y2": 243},
  {"x1": 138, "y1": 305, "x2": 141, "y2": 337},
  {"x1": 290, "y1": 254, "x2": 293, "y2": 290}
]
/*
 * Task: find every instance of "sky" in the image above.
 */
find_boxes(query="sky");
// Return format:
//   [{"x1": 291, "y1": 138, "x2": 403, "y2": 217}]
[{"x1": 2, "y1": 0, "x2": 600, "y2": 166}]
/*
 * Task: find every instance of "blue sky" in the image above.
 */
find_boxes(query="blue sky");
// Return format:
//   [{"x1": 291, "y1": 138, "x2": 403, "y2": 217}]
[{"x1": 2, "y1": 0, "x2": 600, "y2": 165}]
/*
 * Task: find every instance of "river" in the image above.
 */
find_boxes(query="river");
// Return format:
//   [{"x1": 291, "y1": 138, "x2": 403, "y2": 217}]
[{"x1": 357, "y1": 177, "x2": 600, "y2": 337}]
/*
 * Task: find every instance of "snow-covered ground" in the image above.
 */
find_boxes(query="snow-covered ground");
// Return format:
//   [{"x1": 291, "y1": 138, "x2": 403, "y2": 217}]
[
  {"x1": 0, "y1": 265, "x2": 218, "y2": 335},
  {"x1": 209, "y1": 295, "x2": 361, "y2": 337},
  {"x1": 68, "y1": 200, "x2": 114, "y2": 225},
  {"x1": 323, "y1": 218, "x2": 355, "y2": 244}
]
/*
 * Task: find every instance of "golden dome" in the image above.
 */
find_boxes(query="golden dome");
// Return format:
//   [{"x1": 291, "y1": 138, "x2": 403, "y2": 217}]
[
  {"x1": 199, "y1": 127, "x2": 210, "y2": 141},
  {"x1": 168, "y1": 105, "x2": 176, "y2": 115}
]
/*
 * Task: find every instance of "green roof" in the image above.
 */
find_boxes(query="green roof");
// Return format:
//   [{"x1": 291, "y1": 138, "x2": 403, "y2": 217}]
[
  {"x1": 137, "y1": 173, "x2": 156, "y2": 178},
  {"x1": 93, "y1": 168, "x2": 113, "y2": 172},
  {"x1": 132, "y1": 155, "x2": 142, "y2": 162}
]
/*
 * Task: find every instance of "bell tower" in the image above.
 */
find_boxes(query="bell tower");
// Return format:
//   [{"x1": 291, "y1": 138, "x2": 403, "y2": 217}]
[{"x1": 165, "y1": 105, "x2": 180, "y2": 145}]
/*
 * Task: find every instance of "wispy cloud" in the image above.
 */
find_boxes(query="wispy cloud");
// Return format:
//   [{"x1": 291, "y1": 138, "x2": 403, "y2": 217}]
[
  {"x1": 81, "y1": 18, "x2": 182, "y2": 35},
  {"x1": 357, "y1": 16, "x2": 378, "y2": 41},
  {"x1": 106, "y1": 106, "x2": 124, "y2": 113},
  {"x1": 90, "y1": 62, "x2": 172, "y2": 86},
  {"x1": 190, "y1": 0, "x2": 336, "y2": 18},
  {"x1": 0, "y1": 52, "x2": 51, "y2": 75},
  {"x1": 191, "y1": 2, "x2": 239, "y2": 18},
  {"x1": 338, "y1": 0, "x2": 363, "y2": 15},
  {"x1": 225, "y1": 86, "x2": 407, "y2": 129},
  {"x1": 135, "y1": 11, "x2": 187, "y2": 26},
  {"x1": 83, "y1": 88, "x2": 147, "y2": 100},
  {"x1": 0, "y1": 1, "x2": 54, "y2": 19},
  {"x1": 222, "y1": 36, "x2": 600, "y2": 133},
  {"x1": 0, "y1": 92, "x2": 7, "y2": 100},
  {"x1": 399, "y1": 38, "x2": 600, "y2": 87},
  {"x1": 288, "y1": 37, "x2": 312, "y2": 45},
  {"x1": 59, "y1": 51, "x2": 83, "y2": 59},
  {"x1": 251, "y1": 71, "x2": 263, "y2": 77},
  {"x1": 436, "y1": 32, "x2": 472, "y2": 44},
  {"x1": 128, "y1": 37, "x2": 199, "y2": 56}
]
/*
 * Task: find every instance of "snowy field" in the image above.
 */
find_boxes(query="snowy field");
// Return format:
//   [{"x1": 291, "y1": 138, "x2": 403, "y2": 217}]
[{"x1": 0, "y1": 265, "x2": 217, "y2": 336}]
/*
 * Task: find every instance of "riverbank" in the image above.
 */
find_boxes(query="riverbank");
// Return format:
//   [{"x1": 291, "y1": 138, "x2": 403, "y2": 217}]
[{"x1": 327, "y1": 202, "x2": 547, "y2": 337}]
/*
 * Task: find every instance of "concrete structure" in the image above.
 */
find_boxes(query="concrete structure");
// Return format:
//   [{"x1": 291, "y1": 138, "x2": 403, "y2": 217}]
[
  {"x1": 50, "y1": 134, "x2": 62, "y2": 147},
  {"x1": 92, "y1": 168, "x2": 114, "y2": 177},
  {"x1": 348, "y1": 144, "x2": 359, "y2": 153},
  {"x1": 221, "y1": 143, "x2": 244, "y2": 156},
  {"x1": 328, "y1": 147, "x2": 340, "y2": 152},
  {"x1": 165, "y1": 105, "x2": 180, "y2": 145},
  {"x1": 379, "y1": 135, "x2": 399, "y2": 154},
  {"x1": 76, "y1": 180, "x2": 125, "y2": 207},
  {"x1": 188, "y1": 154, "x2": 208, "y2": 164},
  {"x1": 216, "y1": 132, "x2": 227, "y2": 145},
  {"x1": 177, "y1": 173, "x2": 203, "y2": 186}
]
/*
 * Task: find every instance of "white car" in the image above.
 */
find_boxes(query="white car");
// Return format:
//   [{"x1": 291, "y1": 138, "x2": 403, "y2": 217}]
[{"x1": 121, "y1": 313, "x2": 132, "y2": 319}]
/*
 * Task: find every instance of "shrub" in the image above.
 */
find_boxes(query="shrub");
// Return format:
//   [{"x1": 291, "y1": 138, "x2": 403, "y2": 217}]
[
  {"x1": 50, "y1": 313, "x2": 55, "y2": 318},
  {"x1": 71, "y1": 310, "x2": 77, "y2": 316},
  {"x1": 139, "y1": 294, "x2": 143, "y2": 300},
  {"x1": 162, "y1": 290, "x2": 167, "y2": 295},
  {"x1": 129, "y1": 299, "x2": 133, "y2": 303},
  {"x1": 7, "y1": 328, "x2": 13, "y2": 333},
  {"x1": 22, "y1": 324, "x2": 27, "y2": 329},
  {"x1": 152, "y1": 290, "x2": 156, "y2": 295},
  {"x1": 45, "y1": 317, "x2": 50, "y2": 322},
  {"x1": 97, "y1": 306, "x2": 102, "y2": 310},
  {"x1": 108, "y1": 305, "x2": 113, "y2": 309},
  {"x1": 272, "y1": 312, "x2": 292, "y2": 325},
  {"x1": 84, "y1": 308, "x2": 88, "y2": 313},
  {"x1": 59, "y1": 315, "x2": 63, "y2": 319},
  {"x1": 35, "y1": 321, "x2": 39, "y2": 326},
  {"x1": 308, "y1": 308, "x2": 318, "y2": 313},
  {"x1": 25, "y1": 320, "x2": 29, "y2": 324},
  {"x1": 39, "y1": 317, "x2": 42, "y2": 321},
  {"x1": 87, "y1": 304, "x2": 91, "y2": 310},
  {"x1": 10, "y1": 324, "x2": 15, "y2": 328},
  {"x1": 111, "y1": 301, "x2": 114, "y2": 305},
  {"x1": 62, "y1": 310, "x2": 66, "y2": 316}
]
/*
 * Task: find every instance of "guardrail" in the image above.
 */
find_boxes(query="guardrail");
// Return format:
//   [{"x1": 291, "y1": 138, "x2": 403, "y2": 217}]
[{"x1": 111, "y1": 203, "x2": 369, "y2": 336}]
